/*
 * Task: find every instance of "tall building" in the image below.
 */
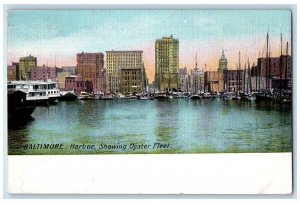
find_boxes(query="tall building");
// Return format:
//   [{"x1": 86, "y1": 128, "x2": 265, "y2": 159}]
[
  {"x1": 179, "y1": 67, "x2": 189, "y2": 92},
  {"x1": 106, "y1": 50, "x2": 144, "y2": 94},
  {"x1": 190, "y1": 68, "x2": 204, "y2": 94},
  {"x1": 76, "y1": 52, "x2": 104, "y2": 93},
  {"x1": 19, "y1": 55, "x2": 37, "y2": 80},
  {"x1": 155, "y1": 35, "x2": 179, "y2": 91}
]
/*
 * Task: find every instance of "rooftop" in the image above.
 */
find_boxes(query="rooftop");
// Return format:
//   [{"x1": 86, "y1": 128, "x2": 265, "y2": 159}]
[
  {"x1": 8, "y1": 80, "x2": 58, "y2": 85},
  {"x1": 19, "y1": 55, "x2": 37, "y2": 60},
  {"x1": 106, "y1": 50, "x2": 143, "y2": 53}
]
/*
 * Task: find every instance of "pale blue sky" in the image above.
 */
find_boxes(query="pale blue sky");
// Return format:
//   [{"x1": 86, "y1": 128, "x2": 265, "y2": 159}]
[{"x1": 7, "y1": 10, "x2": 292, "y2": 81}]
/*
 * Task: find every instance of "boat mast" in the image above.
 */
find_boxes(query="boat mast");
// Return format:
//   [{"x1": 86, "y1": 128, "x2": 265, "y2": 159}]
[
  {"x1": 200, "y1": 70, "x2": 202, "y2": 94},
  {"x1": 258, "y1": 51, "x2": 261, "y2": 92},
  {"x1": 243, "y1": 62, "x2": 246, "y2": 93},
  {"x1": 195, "y1": 53, "x2": 198, "y2": 94},
  {"x1": 95, "y1": 72, "x2": 97, "y2": 95},
  {"x1": 238, "y1": 50, "x2": 241, "y2": 94},
  {"x1": 285, "y1": 42, "x2": 289, "y2": 91},
  {"x1": 269, "y1": 50, "x2": 271, "y2": 91},
  {"x1": 279, "y1": 33, "x2": 283, "y2": 94},
  {"x1": 204, "y1": 63, "x2": 207, "y2": 92},
  {"x1": 266, "y1": 32, "x2": 269, "y2": 91},
  {"x1": 255, "y1": 63, "x2": 257, "y2": 92},
  {"x1": 224, "y1": 61, "x2": 227, "y2": 92},
  {"x1": 235, "y1": 63, "x2": 238, "y2": 94},
  {"x1": 95, "y1": 56, "x2": 98, "y2": 95},
  {"x1": 82, "y1": 52, "x2": 85, "y2": 92},
  {"x1": 248, "y1": 59, "x2": 252, "y2": 93},
  {"x1": 217, "y1": 69, "x2": 219, "y2": 93},
  {"x1": 187, "y1": 67, "x2": 189, "y2": 94},
  {"x1": 210, "y1": 63, "x2": 213, "y2": 93},
  {"x1": 257, "y1": 52, "x2": 259, "y2": 92}
]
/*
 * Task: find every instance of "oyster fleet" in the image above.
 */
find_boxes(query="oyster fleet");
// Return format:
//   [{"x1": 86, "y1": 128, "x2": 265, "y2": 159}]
[{"x1": 7, "y1": 79, "x2": 291, "y2": 120}]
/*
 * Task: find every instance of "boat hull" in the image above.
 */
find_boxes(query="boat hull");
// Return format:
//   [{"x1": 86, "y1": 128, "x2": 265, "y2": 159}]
[
  {"x1": 48, "y1": 97, "x2": 60, "y2": 104},
  {"x1": 25, "y1": 99, "x2": 49, "y2": 106},
  {"x1": 58, "y1": 93, "x2": 78, "y2": 101},
  {"x1": 79, "y1": 97, "x2": 95, "y2": 100},
  {"x1": 8, "y1": 90, "x2": 36, "y2": 119},
  {"x1": 154, "y1": 96, "x2": 169, "y2": 99}
]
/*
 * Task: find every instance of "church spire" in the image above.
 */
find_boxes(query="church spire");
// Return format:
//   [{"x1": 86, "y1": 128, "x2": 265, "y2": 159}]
[{"x1": 218, "y1": 49, "x2": 228, "y2": 71}]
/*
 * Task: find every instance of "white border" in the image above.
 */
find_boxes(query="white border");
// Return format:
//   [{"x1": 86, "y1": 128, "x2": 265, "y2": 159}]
[
  {"x1": 8, "y1": 153, "x2": 292, "y2": 194},
  {"x1": 1, "y1": 0, "x2": 299, "y2": 202}
]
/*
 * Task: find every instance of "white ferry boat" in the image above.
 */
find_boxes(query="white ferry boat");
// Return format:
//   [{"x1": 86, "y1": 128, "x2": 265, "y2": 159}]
[{"x1": 7, "y1": 80, "x2": 60, "y2": 105}]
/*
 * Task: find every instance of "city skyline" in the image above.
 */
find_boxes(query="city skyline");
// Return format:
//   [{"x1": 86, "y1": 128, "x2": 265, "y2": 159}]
[{"x1": 8, "y1": 10, "x2": 292, "y2": 82}]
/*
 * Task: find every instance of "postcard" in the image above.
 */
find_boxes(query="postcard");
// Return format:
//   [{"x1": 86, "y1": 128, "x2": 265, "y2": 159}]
[{"x1": 6, "y1": 8, "x2": 293, "y2": 194}]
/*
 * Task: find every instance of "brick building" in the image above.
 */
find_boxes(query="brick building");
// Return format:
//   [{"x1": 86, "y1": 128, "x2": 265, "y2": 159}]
[
  {"x1": 7, "y1": 62, "x2": 19, "y2": 81},
  {"x1": 257, "y1": 55, "x2": 292, "y2": 91},
  {"x1": 30, "y1": 65, "x2": 57, "y2": 81},
  {"x1": 64, "y1": 75, "x2": 93, "y2": 94},
  {"x1": 76, "y1": 52, "x2": 105, "y2": 93}
]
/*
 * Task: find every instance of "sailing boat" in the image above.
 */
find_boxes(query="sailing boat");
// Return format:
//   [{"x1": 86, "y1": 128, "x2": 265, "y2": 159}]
[
  {"x1": 232, "y1": 51, "x2": 241, "y2": 100},
  {"x1": 256, "y1": 31, "x2": 273, "y2": 102},
  {"x1": 241, "y1": 59, "x2": 256, "y2": 101},
  {"x1": 274, "y1": 38, "x2": 291, "y2": 104},
  {"x1": 282, "y1": 41, "x2": 292, "y2": 104}
]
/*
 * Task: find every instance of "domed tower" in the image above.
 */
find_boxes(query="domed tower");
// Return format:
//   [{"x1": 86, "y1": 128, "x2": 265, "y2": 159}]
[{"x1": 218, "y1": 49, "x2": 228, "y2": 71}]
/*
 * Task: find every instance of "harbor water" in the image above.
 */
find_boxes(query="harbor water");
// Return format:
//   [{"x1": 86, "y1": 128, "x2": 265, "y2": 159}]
[{"x1": 8, "y1": 99, "x2": 292, "y2": 155}]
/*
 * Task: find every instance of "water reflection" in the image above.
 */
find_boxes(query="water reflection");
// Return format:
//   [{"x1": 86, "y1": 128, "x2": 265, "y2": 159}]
[
  {"x1": 7, "y1": 99, "x2": 292, "y2": 154},
  {"x1": 154, "y1": 99, "x2": 179, "y2": 144},
  {"x1": 255, "y1": 101, "x2": 292, "y2": 112}
]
